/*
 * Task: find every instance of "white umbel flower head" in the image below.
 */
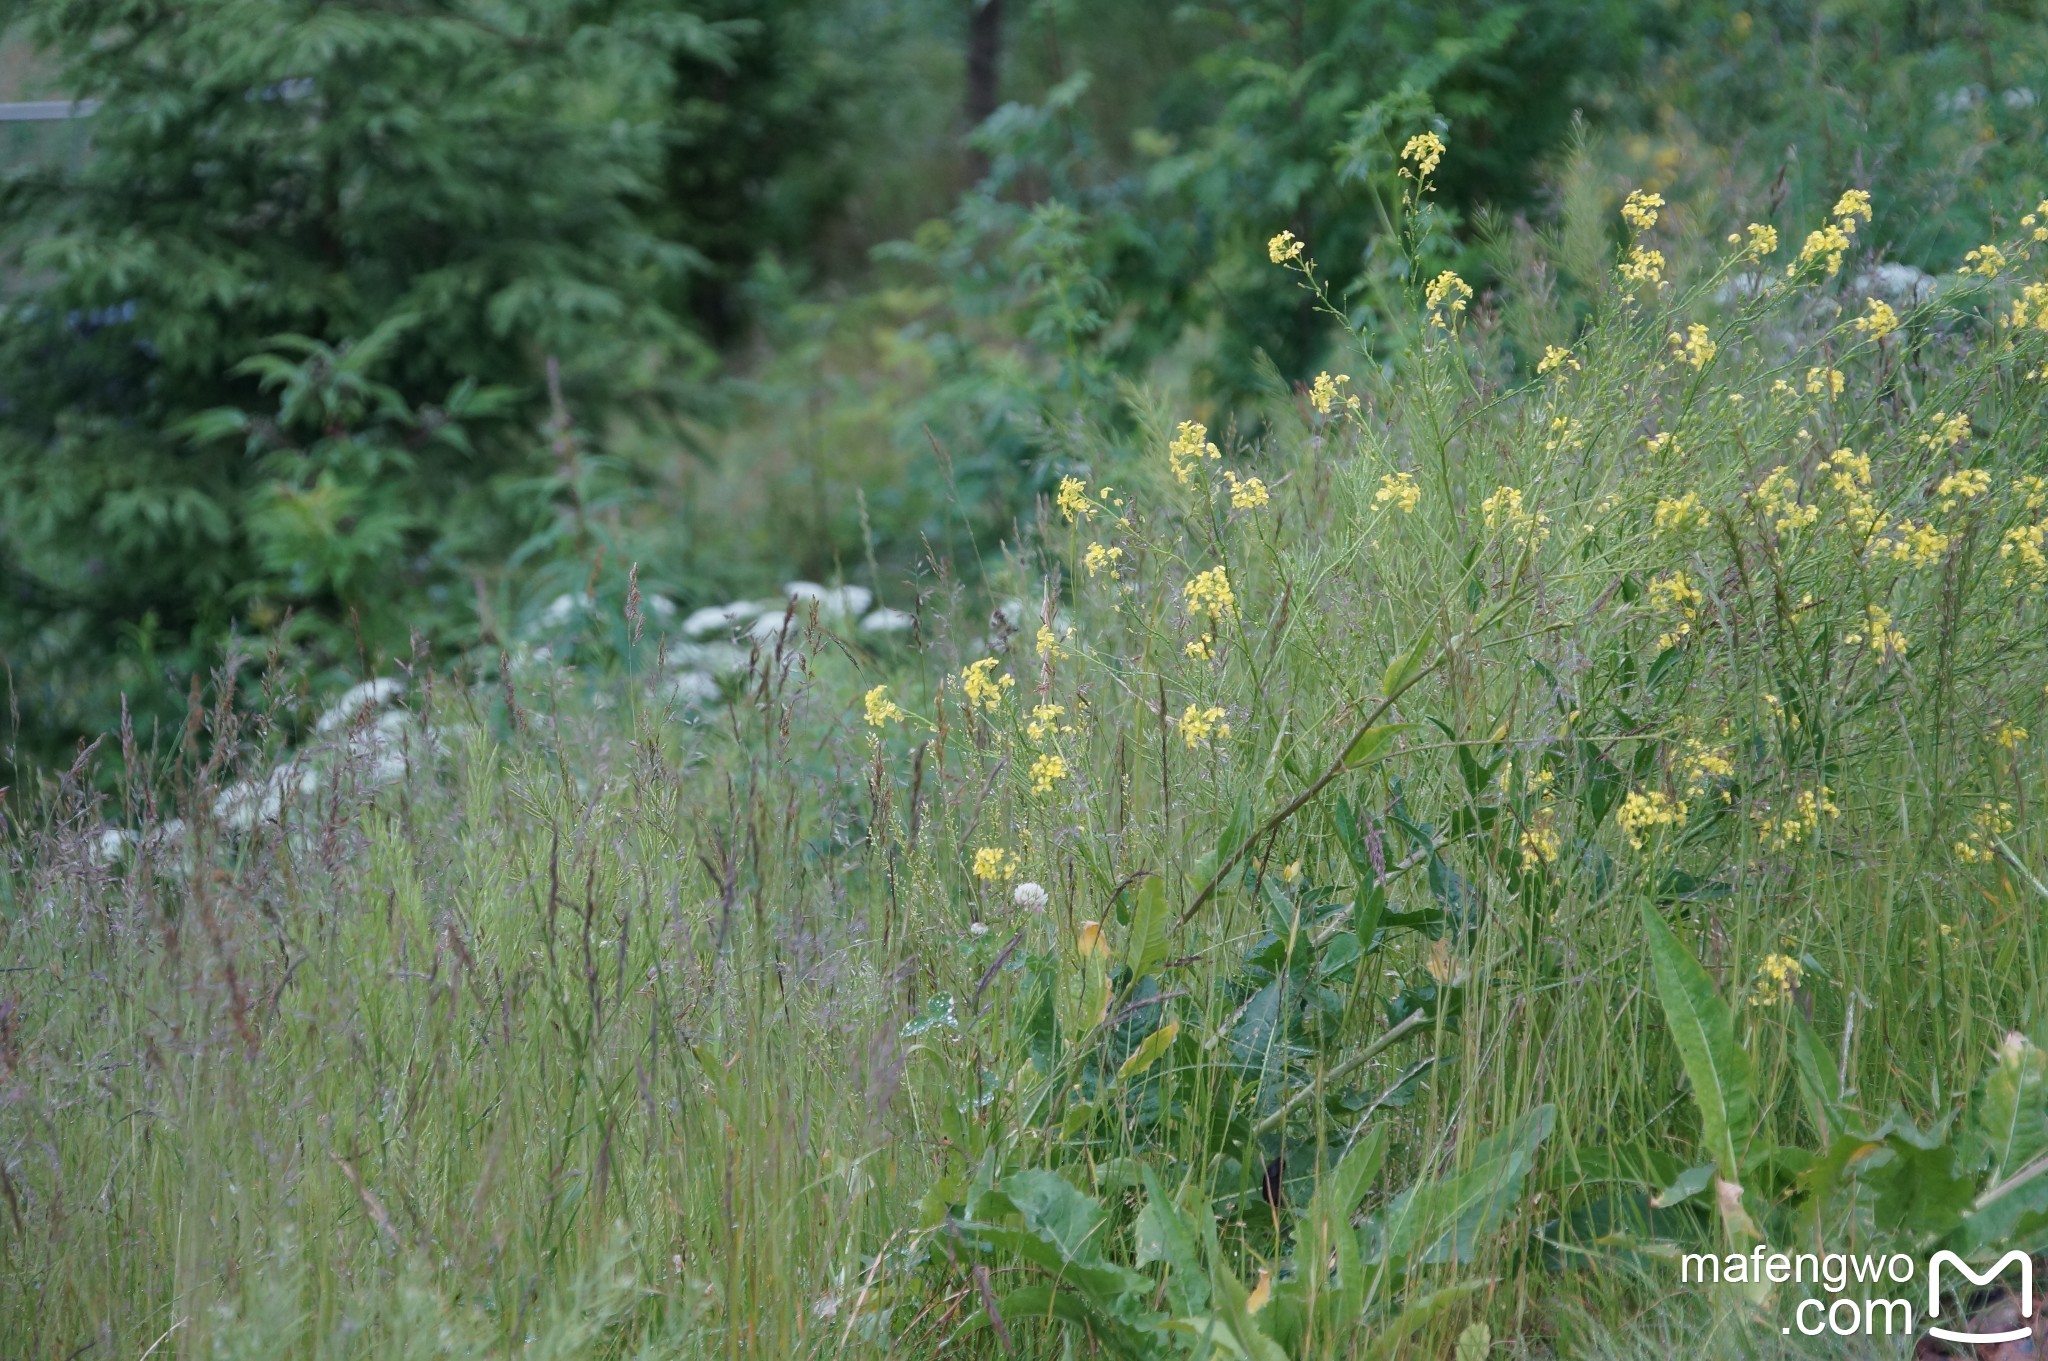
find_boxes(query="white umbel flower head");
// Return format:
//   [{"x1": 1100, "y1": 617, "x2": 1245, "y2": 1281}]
[
  {"x1": 683, "y1": 601, "x2": 764, "y2": 636},
  {"x1": 1012, "y1": 882, "x2": 1050, "y2": 911},
  {"x1": 315, "y1": 677, "x2": 405, "y2": 734}
]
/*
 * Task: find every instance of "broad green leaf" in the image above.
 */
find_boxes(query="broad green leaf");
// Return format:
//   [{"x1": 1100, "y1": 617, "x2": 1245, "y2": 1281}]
[
  {"x1": 1640, "y1": 903, "x2": 1757, "y2": 1188},
  {"x1": 1381, "y1": 634, "x2": 1432, "y2": 698},
  {"x1": 1969, "y1": 1033, "x2": 2048, "y2": 1183},
  {"x1": 1127, "y1": 875, "x2": 1172, "y2": 979},
  {"x1": 1343, "y1": 723, "x2": 1413, "y2": 769},
  {"x1": 1136, "y1": 1165, "x2": 1210, "y2": 1315},
  {"x1": 1861, "y1": 1116, "x2": 1973, "y2": 1239},
  {"x1": 1788, "y1": 1009, "x2": 1840, "y2": 1143},
  {"x1": 1118, "y1": 1019, "x2": 1181, "y2": 1082},
  {"x1": 1371, "y1": 1104, "x2": 1556, "y2": 1268},
  {"x1": 1650, "y1": 1162, "x2": 1717, "y2": 1209},
  {"x1": 1362, "y1": 1280, "x2": 1489, "y2": 1360},
  {"x1": 1001, "y1": 1169, "x2": 1108, "y2": 1263}
]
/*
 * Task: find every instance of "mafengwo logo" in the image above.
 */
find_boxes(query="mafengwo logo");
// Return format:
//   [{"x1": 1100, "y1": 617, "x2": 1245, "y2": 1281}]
[{"x1": 1927, "y1": 1250, "x2": 2032, "y2": 1346}]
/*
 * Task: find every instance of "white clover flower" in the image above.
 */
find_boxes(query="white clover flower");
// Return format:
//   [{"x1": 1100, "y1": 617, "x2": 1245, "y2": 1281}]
[
  {"x1": 683, "y1": 601, "x2": 764, "y2": 636},
  {"x1": 968, "y1": 921, "x2": 990, "y2": 937},
  {"x1": 1012, "y1": 882, "x2": 1050, "y2": 911}
]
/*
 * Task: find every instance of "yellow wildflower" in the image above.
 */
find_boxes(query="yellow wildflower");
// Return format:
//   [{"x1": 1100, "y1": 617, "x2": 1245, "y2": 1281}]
[
  {"x1": 1519, "y1": 805, "x2": 1560, "y2": 872},
  {"x1": 1648, "y1": 570, "x2": 1706, "y2": 650},
  {"x1": 1537, "y1": 345, "x2": 1580, "y2": 376},
  {"x1": 1619, "y1": 245, "x2": 1666, "y2": 289},
  {"x1": 973, "y1": 847, "x2": 1018, "y2": 882},
  {"x1": 1669, "y1": 323, "x2": 1717, "y2": 368},
  {"x1": 1755, "y1": 786, "x2": 1839, "y2": 849},
  {"x1": 2001, "y1": 521, "x2": 2048, "y2": 587},
  {"x1": 1083, "y1": 542, "x2": 1124, "y2": 578},
  {"x1": 1225, "y1": 470, "x2": 1269, "y2": 510},
  {"x1": 1832, "y1": 189, "x2": 1873, "y2": 226},
  {"x1": 1921, "y1": 410, "x2": 1972, "y2": 451},
  {"x1": 1424, "y1": 270, "x2": 1473, "y2": 323},
  {"x1": 1026, "y1": 703, "x2": 1071, "y2": 743},
  {"x1": 1793, "y1": 222, "x2": 1851, "y2": 278},
  {"x1": 1936, "y1": 467, "x2": 1990, "y2": 511},
  {"x1": 1886, "y1": 520, "x2": 1950, "y2": 568},
  {"x1": 1169, "y1": 419, "x2": 1222, "y2": 484},
  {"x1": 1654, "y1": 493, "x2": 1710, "y2": 536},
  {"x1": 1029, "y1": 752, "x2": 1068, "y2": 796},
  {"x1": 960, "y1": 658, "x2": 1015, "y2": 710},
  {"x1": 1750, "y1": 466, "x2": 1817, "y2": 535},
  {"x1": 1752, "y1": 954, "x2": 1803, "y2": 1006},
  {"x1": 1955, "y1": 801, "x2": 2016, "y2": 863},
  {"x1": 1400, "y1": 131, "x2": 1445, "y2": 179},
  {"x1": 1180, "y1": 704, "x2": 1230, "y2": 748},
  {"x1": 1056, "y1": 475, "x2": 1094, "y2": 523},
  {"x1": 1806, "y1": 366, "x2": 1845, "y2": 398},
  {"x1": 1184, "y1": 566, "x2": 1236, "y2": 620},
  {"x1": 1482, "y1": 485, "x2": 1551, "y2": 547},
  {"x1": 1844, "y1": 603, "x2": 1908, "y2": 659},
  {"x1": 1616, "y1": 789, "x2": 1688, "y2": 849},
  {"x1": 1854, "y1": 298, "x2": 1899, "y2": 340},
  {"x1": 1267, "y1": 230, "x2": 1304, "y2": 265},
  {"x1": 1680, "y1": 739, "x2": 1735, "y2": 797},
  {"x1": 1743, "y1": 223, "x2": 1779, "y2": 257},
  {"x1": 1622, "y1": 189, "x2": 1666, "y2": 232},
  {"x1": 1376, "y1": 471, "x2": 1422, "y2": 513},
  {"x1": 1994, "y1": 721, "x2": 2029, "y2": 750},
  {"x1": 863, "y1": 685, "x2": 906, "y2": 728},
  {"x1": 1309, "y1": 371, "x2": 1351, "y2": 414},
  {"x1": 1962, "y1": 243, "x2": 2009, "y2": 278},
  {"x1": 1036, "y1": 625, "x2": 1068, "y2": 661}
]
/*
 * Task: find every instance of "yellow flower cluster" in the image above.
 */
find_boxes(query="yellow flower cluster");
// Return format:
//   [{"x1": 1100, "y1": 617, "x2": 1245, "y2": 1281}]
[
  {"x1": 1481, "y1": 485, "x2": 1551, "y2": 546},
  {"x1": 1029, "y1": 752, "x2": 1068, "y2": 796},
  {"x1": 1654, "y1": 493, "x2": 1711, "y2": 536},
  {"x1": 1844, "y1": 603, "x2": 1908, "y2": 659},
  {"x1": 1309, "y1": 371, "x2": 1353, "y2": 415},
  {"x1": 1742, "y1": 222, "x2": 1779, "y2": 257},
  {"x1": 1752, "y1": 954, "x2": 1803, "y2": 1006},
  {"x1": 1755, "y1": 786, "x2": 1839, "y2": 849},
  {"x1": 1400, "y1": 131, "x2": 1445, "y2": 179},
  {"x1": 1936, "y1": 467, "x2": 1990, "y2": 512},
  {"x1": 2009, "y1": 282, "x2": 2048, "y2": 330},
  {"x1": 1854, "y1": 298, "x2": 1899, "y2": 340},
  {"x1": 1884, "y1": 520, "x2": 1950, "y2": 568},
  {"x1": 1537, "y1": 345, "x2": 1580, "y2": 376},
  {"x1": 973, "y1": 846, "x2": 1018, "y2": 882},
  {"x1": 1792, "y1": 189, "x2": 1872, "y2": 278},
  {"x1": 1544, "y1": 416, "x2": 1584, "y2": 453},
  {"x1": 1645, "y1": 432, "x2": 1677, "y2": 455},
  {"x1": 1169, "y1": 420, "x2": 1222, "y2": 485},
  {"x1": 1622, "y1": 189, "x2": 1666, "y2": 232},
  {"x1": 1376, "y1": 471, "x2": 1422, "y2": 513},
  {"x1": 1180, "y1": 703, "x2": 1230, "y2": 748},
  {"x1": 1816, "y1": 448, "x2": 1886, "y2": 538},
  {"x1": 1267, "y1": 230, "x2": 1304, "y2": 265},
  {"x1": 1056, "y1": 475, "x2": 1094, "y2": 523},
  {"x1": 1993, "y1": 720, "x2": 2030, "y2": 750},
  {"x1": 1962, "y1": 243, "x2": 2009, "y2": 278},
  {"x1": 1680, "y1": 738, "x2": 1735, "y2": 798},
  {"x1": 1619, "y1": 245, "x2": 1665, "y2": 290},
  {"x1": 1750, "y1": 466, "x2": 1818, "y2": 535},
  {"x1": 1648, "y1": 570, "x2": 1705, "y2": 650},
  {"x1": 1026, "y1": 702, "x2": 1073, "y2": 743},
  {"x1": 1921, "y1": 410, "x2": 1972, "y2": 452},
  {"x1": 1519, "y1": 804, "x2": 1560, "y2": 872},
  {"x1": 1036, "y1": 624, "x2": 1069, "y2": 660},
  {"x1": 960, "y1": 657, "x2": 1015, "y2": 710},
  {"x1": 1084, "y1": 542, "x2": 1124, "y2": 578},
  {"x1": 1183, "y1": 565, "x2": 1236, "y2": 659},
  {"x1": 1955, "y1": 801, "x2": 2016, "y2": 864},
  {"x1": 2001, "y1": 520, "x2": 2048, "y2": 588},
  {"x1": 1806, "y1": 366, "x2": 1845, "y2": 398},
  {"x1": 1616, "y1": 789, "x2": 1688, "y2": 849},
  {"x1": 1224, "y1": 470, "x2": 1269, "y2": 510},
  {"x1": 1424, "y1": 270, "x2": 1473, "y2": 323},
  {"x1": 864, "y1": 685, "x2": 906, "y2": 727},
  {"x1": 1669, "y1": 323, "x2": 1716, "y2": 369}
]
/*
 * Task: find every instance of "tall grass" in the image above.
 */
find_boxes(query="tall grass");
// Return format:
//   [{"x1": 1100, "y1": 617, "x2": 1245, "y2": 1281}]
[{"x1": 5, "y1": 163, "x2": 2048, "y2": 1358}]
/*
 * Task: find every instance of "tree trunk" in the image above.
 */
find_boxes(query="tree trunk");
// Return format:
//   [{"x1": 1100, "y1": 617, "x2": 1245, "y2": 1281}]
[{"x1": 964, "y1": 0, "x2": 1003, "y2": 181}]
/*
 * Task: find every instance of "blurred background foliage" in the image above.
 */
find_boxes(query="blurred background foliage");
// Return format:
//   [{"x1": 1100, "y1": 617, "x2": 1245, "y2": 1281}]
[{"x1": 2, "y1": 0, "x2": 2045, "y2": 781}]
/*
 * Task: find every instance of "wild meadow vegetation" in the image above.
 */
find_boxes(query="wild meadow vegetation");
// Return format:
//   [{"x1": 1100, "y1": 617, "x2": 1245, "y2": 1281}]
[
  {"x1": 7, "y1": 2, "x2": 2048, "y2": 1358},
  {"x1": 9, "y1": 130, "x2": 2048, "y2": 1356}
]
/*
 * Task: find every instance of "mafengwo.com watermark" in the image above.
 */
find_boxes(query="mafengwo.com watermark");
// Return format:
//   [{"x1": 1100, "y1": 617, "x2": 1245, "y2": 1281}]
[{"x1": 1681, "y1": 1246, "x2": 2034, "y2": 1342}]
